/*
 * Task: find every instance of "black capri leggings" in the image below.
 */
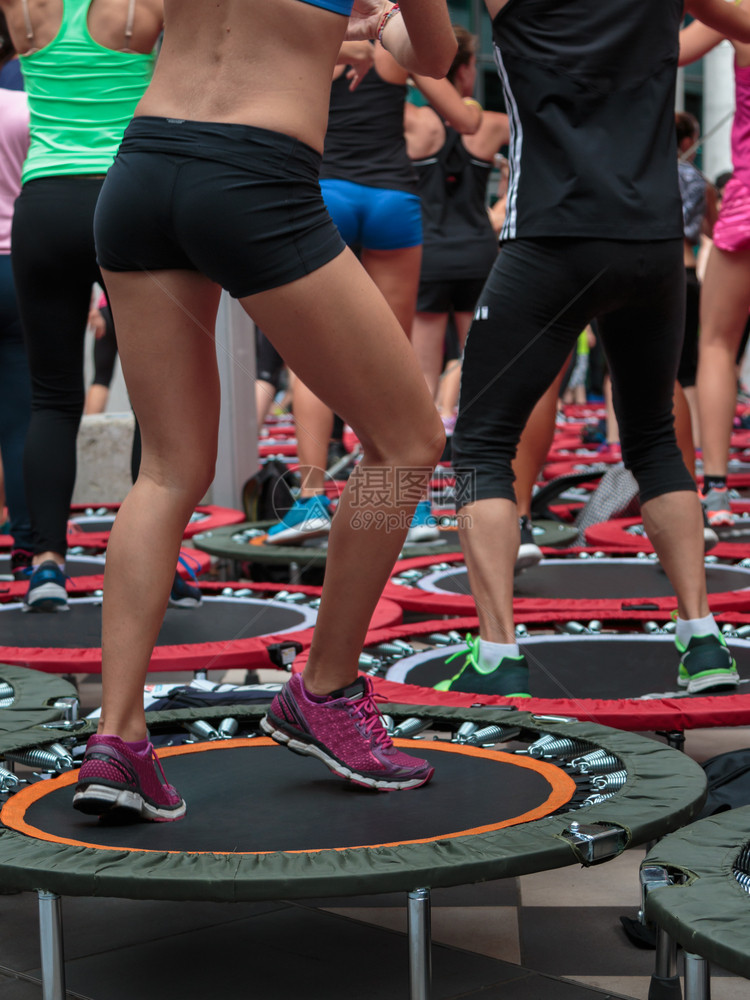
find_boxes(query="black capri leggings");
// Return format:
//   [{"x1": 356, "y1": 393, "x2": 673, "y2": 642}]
[
  {"x1": 452, "y1": 237, "x2": 694, "y2": 508},
  {"x1": 11, "y1": 176, "x2": 107, "y2": 557}
]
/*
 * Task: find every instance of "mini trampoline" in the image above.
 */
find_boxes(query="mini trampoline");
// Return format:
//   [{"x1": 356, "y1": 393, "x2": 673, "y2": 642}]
[
  {"x1": 347, "y1": 616, "x2": 750, "y2": 731},
  {"x1": 585, "y1": 516, "x2": 750, "y2": 561},
  {"x1": 641, "y1": 805, "x2": 750, "y2": 999},
  {"x1": 383, "y1": 553, "x2": 750, "y2": 616},
  {"x1": 0, "y1": 703, "x2": 707, "y2": 1000},
  {"x1": 0, "y1": 585, "x2": 401, "y2": 674},
  {"x1": 0, "y1": 549, "x2": 211, "y2": 604}
]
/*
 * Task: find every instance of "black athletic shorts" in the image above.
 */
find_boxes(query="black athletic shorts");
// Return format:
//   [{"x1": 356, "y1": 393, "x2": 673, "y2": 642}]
[
  {"x1": 95, "y1": 117, "x2": 346, "y2": 297},
  {"x1": 417, "y1": 276, "x2": 487, "y2": 314}
]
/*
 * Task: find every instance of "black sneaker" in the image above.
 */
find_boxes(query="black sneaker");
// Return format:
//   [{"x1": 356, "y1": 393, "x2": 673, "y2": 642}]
[
  {"x1": 23, "y1": 560, "x2": 68, "y2": 612},
  {"x1": 515, "y1": 516, "x2": 543, "y2": 574},
  {"x1": 10, "y1": 548, "x2": 33, "y2": 581},
  {"x1": 169, "y1": 558, "x2": 202, "y2": 608},
  {"x1": 676, "y1": 632, "x2": 739, "y2": 694},
  {"x1": 435, "y1": 635, "x2": 531, "y2": 698}
]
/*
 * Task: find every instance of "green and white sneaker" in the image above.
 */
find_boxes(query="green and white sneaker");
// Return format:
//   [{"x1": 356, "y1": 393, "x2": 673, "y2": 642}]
[
  {"x1": 676, "y1": 632, "x2": 739, "y2": 694},
  {"x1": 436, "y1": 634, "x2": 531, "y2": 698}
]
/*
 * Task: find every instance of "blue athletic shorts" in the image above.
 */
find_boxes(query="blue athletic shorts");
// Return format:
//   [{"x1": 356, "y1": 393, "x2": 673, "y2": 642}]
[{"x1": 320, "y1": 178, "x2": 422, "y2": 251}]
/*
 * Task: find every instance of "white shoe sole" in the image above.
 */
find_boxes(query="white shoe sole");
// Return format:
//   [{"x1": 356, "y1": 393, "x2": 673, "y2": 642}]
[
  {"x1": 515, "y1": 542, "x2": 543, "y2": 574},
  {"x1": 677, "y1": 670, "x2": 740, "y2": 694},
  {"x1": 73, "y1": 783, "x2": 186, "y2": 821},
  {"x1": 23, "y1": 581, "x2": 68, "y2": 612},
  {"x1": 265, "y1": 518, "x2": 331, "y2": 545},
  {"x1": 260, "y1": 717, "x2": 431, "y2": 790}
]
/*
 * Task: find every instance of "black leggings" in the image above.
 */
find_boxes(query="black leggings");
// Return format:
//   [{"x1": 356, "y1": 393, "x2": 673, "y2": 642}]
[
  {"x1": 453, "y1": 237, "x2": 694, "y2": 507},
  {"x1": 11, "y1": 176, "x2": 106, "y2": 556}
]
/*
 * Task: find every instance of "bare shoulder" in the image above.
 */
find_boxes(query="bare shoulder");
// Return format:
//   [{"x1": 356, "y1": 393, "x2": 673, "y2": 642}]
[
  {"x1": 463, "y1": 110, "x2": 509, "y2": 161},
  {"x1": 483, "y1": 0, "x2": 512, "y2": 21},
  {"x1": 405, "y1": 103, "x2": 444, "y2": 160}
]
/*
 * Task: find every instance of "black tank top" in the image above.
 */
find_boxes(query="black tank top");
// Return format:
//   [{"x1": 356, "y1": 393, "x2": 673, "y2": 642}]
[
  {"x1": 320, "y1": 65, "x2": 417, "y2": 193},
  {"x1": 413, "y1": 125, "x2": 498, "y2": 281},
  {"x1": 494, "y1": 0, "x2": 683, "y2": 242}
]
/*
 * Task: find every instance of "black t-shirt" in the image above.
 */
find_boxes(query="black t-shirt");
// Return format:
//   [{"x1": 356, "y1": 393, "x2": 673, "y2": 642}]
[{"x1": 494, "y1": 0, "x2": 684, "y2": 241}]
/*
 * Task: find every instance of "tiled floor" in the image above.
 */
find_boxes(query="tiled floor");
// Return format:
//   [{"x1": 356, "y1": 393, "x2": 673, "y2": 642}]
[{"x1": 1, "y1": 670, "x2": 748, "y2": 999}]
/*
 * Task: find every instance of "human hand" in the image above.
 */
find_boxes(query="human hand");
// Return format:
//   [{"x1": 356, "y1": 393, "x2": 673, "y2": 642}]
[{"x1": 345, "y1": 0, "x2": 389, "y2": 41}]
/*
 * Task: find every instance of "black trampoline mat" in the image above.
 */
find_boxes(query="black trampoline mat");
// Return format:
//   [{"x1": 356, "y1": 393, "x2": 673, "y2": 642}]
[
  {"x1": 0, "y1": 599, "x2": 309, "y2": 649},
  {"x1": 388, "y1": 637, "x2": 750, "y2": 699},
  {"x1": 424, "y1": 562, "x2": 750, "y2": 600},
  {"x1": 10, "y1": 740, "x2": 571, "y2": 853},
  {"x1": 69, "y1": 517, "x2": 114, "y2": 533}
]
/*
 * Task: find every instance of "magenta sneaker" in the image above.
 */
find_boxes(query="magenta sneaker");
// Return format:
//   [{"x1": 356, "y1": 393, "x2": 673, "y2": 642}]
[
  {"x1": 73, "y1": 735, "x2": 186, "y2": 822},
  {"x1": 261, "y1": 674, "x2": 434, "y2": 791}
]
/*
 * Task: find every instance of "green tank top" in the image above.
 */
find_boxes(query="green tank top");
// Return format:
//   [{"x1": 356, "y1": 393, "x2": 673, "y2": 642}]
[{"x1": 19, "y1": 0, "x2": 156, "y2": 183}]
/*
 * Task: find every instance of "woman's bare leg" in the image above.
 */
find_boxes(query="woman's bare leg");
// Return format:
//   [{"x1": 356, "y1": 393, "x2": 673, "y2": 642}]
[
  {"x1": 411, "y1": 312, "x2": 448, "y2": 398},
  {"x1": 697, "y1": 245, "x2": 750, "y2": 477},
  {"x1": 361, "y1": 245, "x2": 422, "y2": 335},
  {"x1": 97, "y1": 269, "x2": 222, "y2": 741},
  {"x1": 245, "y1": 248, "x2": 444, "y2": 694},
  {"x1": 292, "y1": 377, "x2": 334, "y2": 495}
]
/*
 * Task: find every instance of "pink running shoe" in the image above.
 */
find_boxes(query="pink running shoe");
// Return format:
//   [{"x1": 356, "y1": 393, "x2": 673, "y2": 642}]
[
  {"x1": 261, "y1": 674, "x2": 434, "y2": 791},
  {"x1": 73, "y1": 735, "x2": 186, "y2": 822}
]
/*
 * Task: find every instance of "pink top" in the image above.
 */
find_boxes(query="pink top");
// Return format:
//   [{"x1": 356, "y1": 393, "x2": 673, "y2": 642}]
[
  {"x1": 0, "y1": 88, "x2": 30, "y2": 254},
  {"x1": 732, "y1": 62, "x2": 750, "y2": 187}
]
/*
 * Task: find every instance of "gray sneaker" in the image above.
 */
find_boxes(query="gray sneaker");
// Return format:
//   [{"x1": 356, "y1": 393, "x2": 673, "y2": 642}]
[{"x1": 701, "y1": 486, "x2": 734, "y2": 528}]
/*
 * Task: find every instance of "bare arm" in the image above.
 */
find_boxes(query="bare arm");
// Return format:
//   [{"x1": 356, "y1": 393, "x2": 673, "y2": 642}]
[
  {"x1": 679, "y1": 17, "x2": 725, "y2": 65},
  {"x1": 336, "y1": 40, "x2": 375, "y2": 89},
  {"x1": 412, "y1": 74, "x2": 482, "y2": 133},
  {"x1": 685, "y1": 0, "x2": 750, "y2": 44},
  {"x1": 346, "y1": 0, "x2": 456, "y2": 78}
]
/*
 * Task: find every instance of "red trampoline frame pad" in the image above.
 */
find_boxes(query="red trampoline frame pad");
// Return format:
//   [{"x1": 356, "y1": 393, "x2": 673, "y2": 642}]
[
  {"x1": 382, "y1": 552, "x2": 750, "y2": 616},
  {"x1": 0, "y1": 584, "x2": 401, "y2": 674},
  {"x1": 290, "y1": 613, "x2": 750, "y2": 731},
  {"x1": 66, "y1": 504, "x2": 245, "y2": 550}
]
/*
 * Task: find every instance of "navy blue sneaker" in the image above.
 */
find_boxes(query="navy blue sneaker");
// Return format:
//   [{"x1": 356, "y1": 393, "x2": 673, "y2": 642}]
[
  {"x1": 266, "y1": 495, "x2": 332, "y2": 544},
  {"x1": 169, "y1": 557, "x2": 202, "y2": 609},
  {"x1": 23, "y1": 560, "x2": 68, "y2": 612}
]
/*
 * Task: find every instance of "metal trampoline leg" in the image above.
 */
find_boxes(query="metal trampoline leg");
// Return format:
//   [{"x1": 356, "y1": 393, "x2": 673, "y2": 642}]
[
  {"x1": 38, "y1": 890, "x2": 66, "y2": 1000},
  {"x1": 648, "y1": 926, "x2": 682, "y2": 1000},
  {"x1": 684, "y1": 953, "x2": 710, "y2": 1000},
  {"x1": 407, "y1": 888, "x2": 432, "y2": 1000}
]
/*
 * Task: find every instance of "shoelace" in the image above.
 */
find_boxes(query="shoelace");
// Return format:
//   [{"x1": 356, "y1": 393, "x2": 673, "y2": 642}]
[
  {"x1": 349, "y1": 689, "x2": 393, "y2": 749},
  {"x1": 177, "y1": 551, "x2": 200, "y2": 583},
  {"x1": 445, "y1": 634, "x2": 478, "y2": 669}
]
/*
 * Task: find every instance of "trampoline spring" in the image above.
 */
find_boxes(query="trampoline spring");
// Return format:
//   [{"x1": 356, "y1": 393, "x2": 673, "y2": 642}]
[
  {"x1": 643, "y1": 622, "x2": 661, "y2": 634},
  {"x1": 0, "y1": 765, "x2": 20, "y2": 791},
  {"x1": 453, "y1": 722, "x2": 479, "y2": 743},
  {"x1": 590, "y1": 770, "x2": 628, "y2": 792},
  {"x1": 427, "y1": 633, "x2": 454, "y2": 646},
  {"x1": 525, "y1": 734, "x2": 559, "y2": 756},
  {"x1": 515, "y1": 625, "x2": 528, "y2": 638},
  {"x1": 3, "y1": 748, "x2": 73, "y2": 773},
  {"x1": 372, "y1": 642, "x2": 415, "y2": 656},
  {"x1": 185, "y1": 720, "x2": 222, "y2": 741},
  {"x1": 568, "y1": 751, "x2": 621, "y2": 774},
  {"x1": 217, "y1": 718, "x2": 238, "y2": 739},
  {"x1": 381, "y1": 715, "x2": 395, "y2": 734},
  {"x1": 529, "y1": 737, "x2": 593, "y2": 759},
  {"x1": 733, "y1": 871, "x2": 750, "y2": 893},
  {"x1": 0, "y1": 698, "x2": 13, "y2": 708},
  {"x1": 580, "y1": 792, "x2": 616, "y2": 807},
  {"x1": 358, "y1": 653, "x2": 385, "y2": 675},
  {"x1": 463, "y1": 725, "x2": 521, "y2": 746},
  {"x1": 735, "y1": 625, "x2": 750, "y2": 640},
  {"x1": 562, "y1": 621, "x2": 587, "y2": 635},
  {"x1": 391, "y1": 718, "x2": 432, "y2": 739},
  {"x1": 735, "y1": 844, "x2": 750, "y2": 873},
  {"x1": 395, "y1": 570, "x2": 424, "y2": 583},
  {"x1": 446, "y1": 631, "x2": 465, "y2": 644},
  {"x1": 721, "y1": 623, "x2": 736, "y2": 636},
  {"x1": 587, "y1": 621, "x2": 602, "y2": 633},
  {"x1": 0, "y1": 682, "x2": 14, "y2": 700}
]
